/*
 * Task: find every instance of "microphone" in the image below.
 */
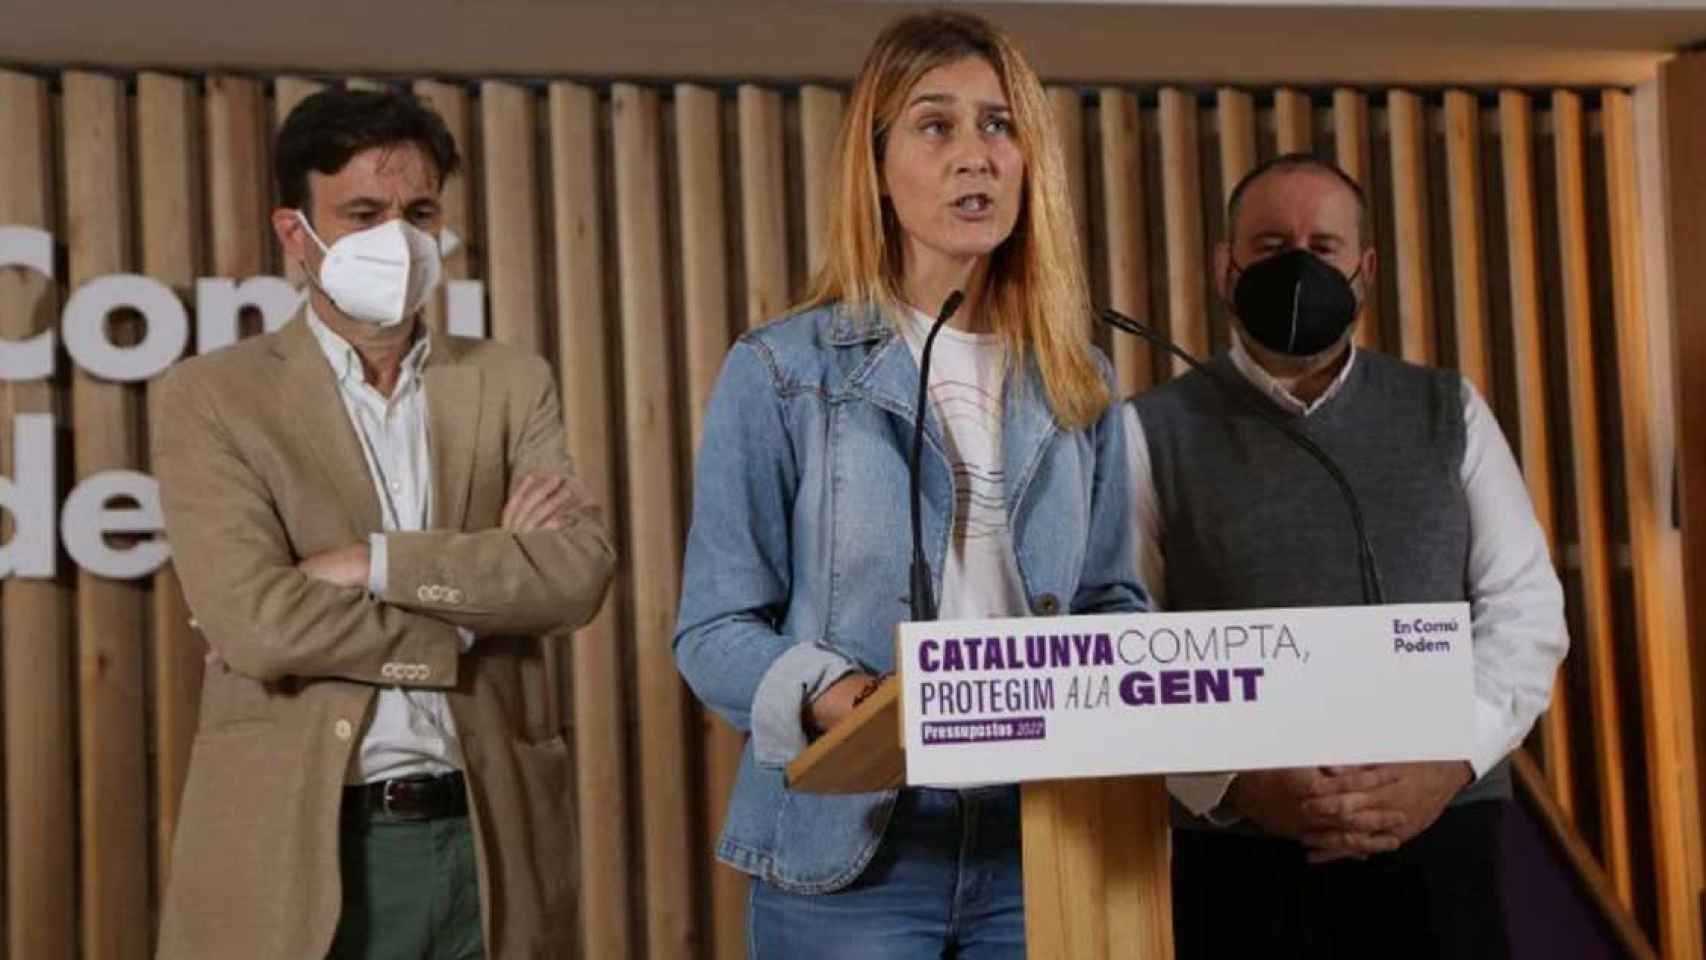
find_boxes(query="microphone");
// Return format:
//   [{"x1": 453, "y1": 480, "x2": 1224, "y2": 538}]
[
  {"x1": 908, "y1": 290, "x2": 966, "y2": 622},
  {"x1": 1100, "y1": 308, "x2": 1386, "y2": 606}
]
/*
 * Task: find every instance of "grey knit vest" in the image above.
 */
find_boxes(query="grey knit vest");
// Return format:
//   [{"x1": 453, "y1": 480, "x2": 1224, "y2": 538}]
[{"x1": 1130, "y1": 349, "x2": 1510, "y2": 832}]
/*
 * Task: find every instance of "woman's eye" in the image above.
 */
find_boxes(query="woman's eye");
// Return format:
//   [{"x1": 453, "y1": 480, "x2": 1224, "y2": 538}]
[
  {"x1": 920, "y1": 119, "x2": 948, "y2": 136},
  {"x1": 983, "y1": 116, "x2": 1013, "y2": 136}
]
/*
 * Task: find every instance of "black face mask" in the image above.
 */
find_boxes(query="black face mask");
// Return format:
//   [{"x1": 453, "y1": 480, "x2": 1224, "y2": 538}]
[{"x1": 1229, "y1": 249, "x2": 1362, "y2": 357}]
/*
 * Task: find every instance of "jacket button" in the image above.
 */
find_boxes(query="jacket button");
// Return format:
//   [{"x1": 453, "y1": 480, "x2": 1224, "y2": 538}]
[
  {"x1": 1035, "y1": 593, "x2": 1061, "y2": 616},
  {"x1": 334, "y1": 719, "x2": 353, "y2": 741}
]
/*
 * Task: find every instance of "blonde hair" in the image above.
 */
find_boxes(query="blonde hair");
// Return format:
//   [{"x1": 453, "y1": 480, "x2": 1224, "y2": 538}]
[{"x1": 800, "y1": 10, "x2": 1108, "y2": 429}]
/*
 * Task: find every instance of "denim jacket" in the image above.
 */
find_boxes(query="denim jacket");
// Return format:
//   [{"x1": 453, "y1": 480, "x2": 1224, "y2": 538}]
[{"x1": 672, "y1": 301, "x2": 1146, "y2": 893}]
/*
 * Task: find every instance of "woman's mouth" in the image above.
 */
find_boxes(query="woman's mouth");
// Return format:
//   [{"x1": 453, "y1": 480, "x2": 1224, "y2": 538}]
[{"x1": 951, "y1": 193, "x2": 994, "y2": 217}]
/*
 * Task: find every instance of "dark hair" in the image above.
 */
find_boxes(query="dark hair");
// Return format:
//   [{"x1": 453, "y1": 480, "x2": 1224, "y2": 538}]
[
  {"x1": 275, "y1": 88, "x2": 461, "y2": 210},
  {"x1": 1226, "y1": 152, "x2": 1370, "y2": 247}
]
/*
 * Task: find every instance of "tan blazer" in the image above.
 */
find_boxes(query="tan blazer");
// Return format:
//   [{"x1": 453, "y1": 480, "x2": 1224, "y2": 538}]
[{"x1": 151, "y1": 315, "x2": 614, "y2": 959}]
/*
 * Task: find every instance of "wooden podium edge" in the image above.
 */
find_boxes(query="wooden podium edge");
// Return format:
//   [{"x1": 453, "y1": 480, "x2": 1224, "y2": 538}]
[{"x1": 784, "y1": 678, "x2": 904, "y2": 794}]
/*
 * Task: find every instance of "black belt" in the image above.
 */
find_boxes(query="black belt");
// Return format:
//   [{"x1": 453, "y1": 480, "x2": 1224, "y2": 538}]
[{"x1": 342, "y1": 771, "x2": 469, "y2": 821}]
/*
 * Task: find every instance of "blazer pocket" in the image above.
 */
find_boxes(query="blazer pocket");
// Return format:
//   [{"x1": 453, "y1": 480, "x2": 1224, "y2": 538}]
[{"x1": 196, "y1": 667, "x2": 277, "y2": 735}]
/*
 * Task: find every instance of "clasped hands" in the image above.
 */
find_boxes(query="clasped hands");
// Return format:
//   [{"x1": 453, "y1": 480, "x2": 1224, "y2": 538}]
[{"x1": 1227, "y1": 760, "x2": 1473, "y2": 863}]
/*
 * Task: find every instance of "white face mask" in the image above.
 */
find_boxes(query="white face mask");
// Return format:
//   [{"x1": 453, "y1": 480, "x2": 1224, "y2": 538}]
[{"x1": 296, "y1": 211, "x2": 443, "y2": 327}]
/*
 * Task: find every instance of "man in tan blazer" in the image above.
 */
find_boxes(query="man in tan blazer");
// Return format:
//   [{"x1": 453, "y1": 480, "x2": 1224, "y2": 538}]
[{"x1": 153, "y1": 88, "x2": 613, "y2": 959}]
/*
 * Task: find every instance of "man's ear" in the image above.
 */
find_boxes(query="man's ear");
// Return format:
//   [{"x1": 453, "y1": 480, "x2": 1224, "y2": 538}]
[
  {"x1": 1358, "y1": 246, "x2": 1378, "y2": 291},
  {"x1": 1213, "y1": 241, "x2": 1234, "y2": 304},
  {"x1": 272, "y1": 207, "x2": 311, "y2": 270}
]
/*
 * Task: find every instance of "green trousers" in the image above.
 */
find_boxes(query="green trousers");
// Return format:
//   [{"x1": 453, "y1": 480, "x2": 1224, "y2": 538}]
[{"x1": 328, "y1": 810, "x2": 484, "y2": 960}]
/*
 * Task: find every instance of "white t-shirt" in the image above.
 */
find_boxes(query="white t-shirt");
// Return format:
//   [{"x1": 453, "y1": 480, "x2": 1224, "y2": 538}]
[{"x1": 902, "y1": 307, "x2": 1030, "y2": 621}]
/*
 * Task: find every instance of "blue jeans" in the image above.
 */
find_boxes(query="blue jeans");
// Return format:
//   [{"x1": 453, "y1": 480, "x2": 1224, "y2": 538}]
[{"x1": 748, "y1": 786, "x2": 1025, "y2": 959}]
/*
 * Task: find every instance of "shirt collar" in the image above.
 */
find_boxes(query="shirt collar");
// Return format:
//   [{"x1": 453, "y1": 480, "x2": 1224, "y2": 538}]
[
  {"x1": 306, "y1": 306, "x2": 431, "y2": 390},
  {"x1": 1227, "y1": 333, "x2": 1357, "y2": 417}
]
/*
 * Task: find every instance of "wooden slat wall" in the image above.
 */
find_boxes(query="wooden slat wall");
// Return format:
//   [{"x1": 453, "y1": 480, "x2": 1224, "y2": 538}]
[
  {"x1": 1608, "y1": 85, "x2": 1704, "y2": 960},
  {"x1": 0, "y1": 67, "x2": 76, "y2": 960},
  {"x1": 0, "y1": 74, "x2": 1694, "y2": 957},
  {"x1": 136, "y1": 71, "x2": 202, "y2": 900},
  {"x1": 1554, "y1": 89, "x2": 1636, "y2": 907},
  {"x1": 1497, "y1": 91, "x2": 1576, "y2": 815},
  {"x1": 548, "y1": 80, "x2": 634, "y2": 960},
  {"x1": 1388, "y1": 89, "x2": 1437, "y2": 366},
  {"x1": 63, "y1": 70, "x2": 152, "y2": 960},
  {"x1": 674, "y1": 82, "x2": 746, "y2": 960},
  {"x1": 1333, "y1": 88, "x2": 1382, "y2": 351},
  {"x1": 1100, "y1": 88, "x2": 1153, "y2": 397},
  {"x1": 612, "y1": 83, "x2": 698, "y2": 960}
]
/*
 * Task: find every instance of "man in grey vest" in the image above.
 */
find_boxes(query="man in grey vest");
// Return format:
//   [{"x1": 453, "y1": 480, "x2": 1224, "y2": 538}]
[{"x1": 1126, "y1": 154, "x2": 1567, "y2": 958}]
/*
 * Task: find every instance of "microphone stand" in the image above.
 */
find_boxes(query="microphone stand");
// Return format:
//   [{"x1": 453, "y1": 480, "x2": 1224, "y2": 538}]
[{"x1": 908, "y1": 290, "x2": 966, "y2": 622}]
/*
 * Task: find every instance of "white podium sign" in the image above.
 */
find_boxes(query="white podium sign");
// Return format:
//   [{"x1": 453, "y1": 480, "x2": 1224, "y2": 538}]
[{"x1": 898, "y1": 603, "x2": 1474, "y2": 787}]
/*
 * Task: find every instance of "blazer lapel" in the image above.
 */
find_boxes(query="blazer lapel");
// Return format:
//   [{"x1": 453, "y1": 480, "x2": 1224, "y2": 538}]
[
  {"x1": 273, "y1": 315, "x2": 384, "y2": 536},
  {"x1": 423, "y1": 327, "x2": 482, "y2": 531}
]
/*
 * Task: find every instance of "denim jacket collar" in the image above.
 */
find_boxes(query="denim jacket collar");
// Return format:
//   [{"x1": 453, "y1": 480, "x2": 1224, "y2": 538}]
[{"x1": 833, "y1": 301, "x2": 1062, "y2": 522}]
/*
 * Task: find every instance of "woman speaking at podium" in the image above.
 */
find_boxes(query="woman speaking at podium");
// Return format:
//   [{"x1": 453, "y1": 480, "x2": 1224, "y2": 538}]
[{"x1": 673, "y1": 10, "x2": 1145, "y2": 957}]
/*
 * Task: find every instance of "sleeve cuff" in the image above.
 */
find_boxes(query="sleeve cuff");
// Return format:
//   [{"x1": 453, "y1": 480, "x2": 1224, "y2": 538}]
[
  {"x1": 1168, "y1": 773, "x2": 1241, "y2": 824},
  {"x1": 367, "y1": 533, "x2": 388, "y2": 595},
  {"x1": 749, "y1": 644, "x2": 859, "y2": 769},
  {"x1": 1469, "y1": 696, "x2": 1514, "y2": 782}
]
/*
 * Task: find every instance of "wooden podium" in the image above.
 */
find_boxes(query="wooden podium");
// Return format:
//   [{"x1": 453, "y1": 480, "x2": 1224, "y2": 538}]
[{"x1": 786, "y1": 680, "x2": 1175, "y2": 959}]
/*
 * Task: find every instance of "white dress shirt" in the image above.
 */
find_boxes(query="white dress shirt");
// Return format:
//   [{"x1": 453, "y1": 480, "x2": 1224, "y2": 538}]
[
  {"x1": 308, "y1": 310, "x2": 471, "y2": 784},
  {"x1": 1126, "y1": 338, "x2": 1569, "y2": 819}
]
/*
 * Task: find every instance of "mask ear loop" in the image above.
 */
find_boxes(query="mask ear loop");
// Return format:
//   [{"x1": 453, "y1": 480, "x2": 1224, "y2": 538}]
[{"x1": 293, "y1": 210, "x2": 338, "y2": 304}]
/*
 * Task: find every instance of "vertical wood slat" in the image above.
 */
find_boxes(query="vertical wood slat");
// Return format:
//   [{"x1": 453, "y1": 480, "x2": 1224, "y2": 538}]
[
  {"x1": 414, "y1": 80, "x2": 475, "y2": 335},
  {"x1": 1159, "y1": 88, "x2": 1208, "y2": 374},
  {"x1": 1049, "y1": 87, "x2": 1090, "y2": 271},
  {"x1": 547, "y1": 81, "x2": 634, "y2": 960},
  {"x1": 675, "y1": 82, "x2": 748, "y2": 960},
  {"x1": 799, "y1": 85, "x2": 844, "y2": 282},
  {"x1": 1098, "y1": 88, "x2": 1153, "y2": 398},
  {"x1": 738, "y1": 85, "x2": 789, "y2": 327},
  {"x1": 0, "y1": 67, "x2": 77, "y2": 960},
  {"x1": 1333, "y1": 89, "x2": 1381, "y2": 351},
  {"x1": 1216, "y1": 88, "x2": 1257, "y2": 208},
  {"x1": 1443, "y1": 90, "x2": 1493, "y2": 399},
  {"x1": 481, "y1": 82, "x2": 545, "y2": 351},
  {"x1": 1552, "y1": 89, "x2": 1634, "y2": 906},
  {"x1": 678, "y1": 85, "x2": 734, "y2": 472},
  {"x1": 206, "y1": 76, "x2": 270, "y2": 287},
  {"x1": 1661, "y1": 52, "x2": 1706, "y2": 893},
  {"x1": 1388, "y1": 90, "x2": 1435, "y2": 365},
  {"x1": 136, "y1": 71, "x2": 203, "y2": 902},
  {"x1": 1607, "y1": 86, "x2": 1706, "y2": 960},
  {"x1": 1274, "y1": 87, "x2": 1312, "y2": 155},
  {"x1": 64, "y1": 69, "x2": 152, "y2": 960},
  {"x1": 613, "y1": 83, "x2": 698, "y2": 960},
  {"x1": 481, "y1": 81, "x2": 571, "y2": 827},
  {"x1": 1636, "y1": 74, "x2": 1706, "y2": 954},
  {"x1": 1497, "y1": 91, "x2": 1572, "y2": 811}
]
